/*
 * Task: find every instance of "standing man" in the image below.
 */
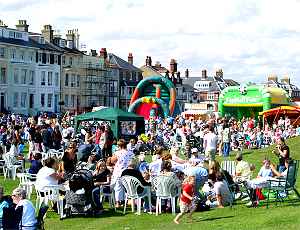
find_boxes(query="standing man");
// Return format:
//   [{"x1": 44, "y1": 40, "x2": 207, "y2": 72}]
[
  {"x1": 222, "y1": 123, "x2": 231, "y2": 158},
  {"x1": 203, "y1": 126, "x2": 218, "y2": 163}
]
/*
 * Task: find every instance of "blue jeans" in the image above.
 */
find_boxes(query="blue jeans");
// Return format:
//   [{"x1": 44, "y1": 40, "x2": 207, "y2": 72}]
[
  {"x1": 92, "y1": 187, "x2": 103, "y2": 210},
  {"x1": 95, "y1": 144, "x2": 103, "y2": 159},
  {"x1": 223, "y1": 142, "x2": 230, "y2": 157},
  {"x1": 278, "y1": 165, "x2": 286, "y2": 173}
]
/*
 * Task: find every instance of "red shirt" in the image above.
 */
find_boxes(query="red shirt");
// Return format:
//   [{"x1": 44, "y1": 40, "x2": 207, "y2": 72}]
[
  {"x1": 95, "y1": 129, "x2": 101, "y2": 144},
  {"x1": 180, "y1": 183, "x2": 194, "y2": 204}
]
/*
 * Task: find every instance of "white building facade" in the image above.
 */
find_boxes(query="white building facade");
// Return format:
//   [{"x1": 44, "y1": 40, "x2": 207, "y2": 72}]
[{"x1": 0, "y1": 22, "x2": 62, "y2": 115}]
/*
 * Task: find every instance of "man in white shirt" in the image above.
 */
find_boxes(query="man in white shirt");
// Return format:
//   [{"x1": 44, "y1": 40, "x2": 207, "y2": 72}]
[{"x1": 203, "y1": 126, "x2": 218, "y2": 162}]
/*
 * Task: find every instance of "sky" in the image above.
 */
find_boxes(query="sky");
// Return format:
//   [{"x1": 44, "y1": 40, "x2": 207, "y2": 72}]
[{"x1": 1, "y1": 0, "x2": 300, "y2": 85}]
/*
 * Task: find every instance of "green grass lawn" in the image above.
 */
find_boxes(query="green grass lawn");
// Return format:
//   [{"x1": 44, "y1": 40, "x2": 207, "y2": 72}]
[{"x1": 1, "y1": 137, "x2": 300, "y2": 230}]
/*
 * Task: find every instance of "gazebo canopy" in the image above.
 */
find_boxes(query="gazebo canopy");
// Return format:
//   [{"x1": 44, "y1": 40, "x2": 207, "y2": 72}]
[
  {"x1": 75, "y1": 108, "x2": 145, "y2": 139},
  {"x1": 259, "y1": 106, "x2": 300, "y2": 117}
]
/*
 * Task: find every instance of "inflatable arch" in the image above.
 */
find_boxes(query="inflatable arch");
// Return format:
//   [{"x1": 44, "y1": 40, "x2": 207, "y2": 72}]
[{"x1": 128, "y1": 76, "x2": 176, "y2": 118}]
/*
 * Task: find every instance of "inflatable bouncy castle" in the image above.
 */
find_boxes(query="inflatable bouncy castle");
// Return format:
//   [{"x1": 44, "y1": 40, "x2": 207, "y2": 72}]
[{"x1": 128, "y1": 76, "x2": 176, "y2": 119}]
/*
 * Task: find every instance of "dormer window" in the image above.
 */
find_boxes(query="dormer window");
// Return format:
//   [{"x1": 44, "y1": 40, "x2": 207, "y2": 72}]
[{"x1": 40, "y1": 37, "x2": 45, "y2": 44}]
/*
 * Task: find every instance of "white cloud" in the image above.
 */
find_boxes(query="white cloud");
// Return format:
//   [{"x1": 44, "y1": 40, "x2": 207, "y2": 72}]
[{"x1": 1, "y1": 0, "x2": 300, "y2": 85}]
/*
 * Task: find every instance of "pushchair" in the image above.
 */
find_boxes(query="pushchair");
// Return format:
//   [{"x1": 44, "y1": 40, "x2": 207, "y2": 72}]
[{"x1": 65, "y1": 169, "x2": 97, "y2": 217}]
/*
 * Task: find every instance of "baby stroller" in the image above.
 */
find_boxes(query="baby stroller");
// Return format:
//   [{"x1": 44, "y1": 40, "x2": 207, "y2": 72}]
[{"x1": 65, "y1": 169, "x2": 96, "y2": 217}]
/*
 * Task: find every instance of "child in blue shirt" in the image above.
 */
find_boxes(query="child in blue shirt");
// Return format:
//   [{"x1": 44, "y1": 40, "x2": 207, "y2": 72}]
[{"x1": 258, "y1": 160, "x2": 273, "y2": 178}]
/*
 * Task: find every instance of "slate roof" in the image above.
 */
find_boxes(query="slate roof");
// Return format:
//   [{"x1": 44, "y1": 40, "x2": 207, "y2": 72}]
[
  {"x1": 0, "y1": 36, "x2": 62, "y2": 53},
  {"x1": 108, "y1": 53, "x2": 141, "y2": 72}
]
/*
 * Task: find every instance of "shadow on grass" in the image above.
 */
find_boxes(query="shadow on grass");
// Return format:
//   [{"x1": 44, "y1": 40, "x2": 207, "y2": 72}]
[{"x1": 201, "y1": 215, "x2": 234, "y2": 221}]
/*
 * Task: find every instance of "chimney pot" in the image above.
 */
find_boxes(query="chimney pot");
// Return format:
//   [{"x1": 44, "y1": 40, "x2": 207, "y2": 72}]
[
  {"x1": 128, "y1": 53, "x2": 133, "y2": 65},
  {"x1": 170, "y1": 59, "x2": 177, "y2": 73},
  {"x1": 202, "y1": 69, "x2": 207, "y2": 78},
  {"x1": 185, "y1": 69, "x2": 189, "y2": 78}
]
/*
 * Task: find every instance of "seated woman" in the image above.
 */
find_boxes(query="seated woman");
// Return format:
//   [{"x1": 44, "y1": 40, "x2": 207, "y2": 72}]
[
  {"x1": 35, "y1": 157, "x2": 63, "y2": 193},
  {"x1": 156, "y1": 160, "x2": 182, "y2": 212},
  {"x1": 245, "y1": 158, "x2": 291, "y2": 207},
  {"x1": 206, "y1": 172, "x2": 233, "y2": 208},
  {"x1": 28, "y1": 152, "x2": 43, "y2": 174},
  {"x1": 61, "y1": 142, "x2": 78, "y2": 179},
  {"x1": 93, "y1": 160, "x2": 112, "y2": 189},
  {"x1": 11, "y1": 187, "x2": 37, "y2": 230},
  {"x1": 121, "y1": 161, "x2": 152, "y2": 212}
]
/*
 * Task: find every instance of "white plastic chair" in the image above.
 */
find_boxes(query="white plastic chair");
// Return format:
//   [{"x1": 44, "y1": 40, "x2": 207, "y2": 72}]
[
  {"x1": 121, "y1": 176, "x2": 152, "y2": 215},
  {"x1": 17, "y1": 173, "x2": 36, "y2": 199},
  {"x1": 100, "y1": 185, "x2": 116, "y2": 211},
  {"x1": 221, "y1": 160, "x2": 236, "y2": 177},
  {"x1": 47, "y1": 149, "x2": 64, "y2": 159},
  {"x1": 3, "y1": 154, "x2": 22, "y2": 180},
  {"x1": 154, "y1": 175, "x2": 181, "y2": 216},
  {"x1": 36, "y1": 185, "x2": 64, "y2": 219}
]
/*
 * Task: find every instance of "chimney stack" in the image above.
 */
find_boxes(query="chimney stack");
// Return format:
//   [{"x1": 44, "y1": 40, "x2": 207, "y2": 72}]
[
  {"x1": 267, "y1": 74, "x2": 278, "y2": 82},
  {"x1": 202, "y1": 69, "x2": 207, "y2": 78},
  {"x1": 100, "y1": 48, "x2": 107, "y2": 59},
  {"x1": 170, "y1": 59, "x2": 177, "y2": 73},
  {"x1": 41, "y1": 25, "x2": 54, "y2": 43},
  {"x1": 216, "y1": 69, "x2": 223, "y2": 78},
  {"x1": 146, "y1": 56, "x2": 152, "y2": 66},
  {"x1": 185, "y1": 69, "x2": 189, "y2": 78},
  {"x1": 0, "y1": 20, "x2": 8, "y2": 28},
  {"x1": 281, "y1": 75, "x2": 290, "y2": 85},
  {"x1": 128, "y1": 53, "x2": 133, "y2": 65},
  {"x1": 16, "y1": 20, "x2": 29, "y2": 32},
  {"x1": 66, "y1": 30, "x2": 75, "y2": 48}
]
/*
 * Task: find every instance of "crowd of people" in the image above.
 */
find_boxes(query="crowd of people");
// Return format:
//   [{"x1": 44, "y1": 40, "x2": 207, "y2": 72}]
[{"x1": 0, "y1": 111, "x2": 298, "y2": 227}]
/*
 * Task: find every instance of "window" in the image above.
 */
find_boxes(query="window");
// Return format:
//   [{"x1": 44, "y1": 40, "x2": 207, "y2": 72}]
[
  {"x1": 29, "y1": 52, "x2": 34, "y2": 62},
  {"x1": 71, "y1": 95, "x2": 75, "y2": 107},
  {"x1": 48, "y1": 72, "x2": 52, "y2": 86},
  {"x1": 15, "y1": 32, "x2": 22, "y2": 39},
  {"x1": 20, "y1": 50, "x2": 25, "y2": 61},
  {"x1": 64, "y1": 95, "x2": 69, "y2": 107},
  {"x1": 9, "y1": 31, "x2": 14, "y2": 38},
  {"x1": 46, "y1": 53, "x2": 50, "y2": 63},
  {"x1": 38, "y1": 53, "x2": 42, "y2": 62},
  {"x1": 20, "y1": 69, "x2": 27, "y2": 84},
  {"x1": 0, "y1": 47, "x2": 4, "y2": 58},
  {"x1": 21, "y1": 92, "x2": 27, "y2": 107},
  {"x1": 14, "y1": 69, "x2": 19, "y2": 84},
  {"x1": 0, "y1": 68, "x2": 6, "y2": 84},
  {"x1": 71, "y1": 74, "x2": 75, "y2": 87},
  {"x1": 62, "y1": 56, "x2": 65, "y2": 65},
  {"x1": 121, "y1": 86, "x2": 125, "y2": 96},
  {"x1": 69, "y1": 57, "x2": 73, "y2": 66},
  {"x1": 132, "y1": 72, "x2": 137, "y2": 81},
  {"x1": 13, "y1": 92, "x2": 19, "y2": 107},
  {"x1": 54, "y1": 55, "x2": 58, "y2": 64},
  {"x1": 41, "y1": 94, "x2": 45, "y2": 107},
  {"x1": 207, "y1": 93, "x2": 214, "y2": 100},
  {"x1": 65, "y1": 73, "x2": 69, "y2": 86},
  {"x1": 55, "y1": 72, "x2": 59, "y2": 86},
  {"x1": 28, "y1": 70, "x2": 34, "y2": 85},
  {"x1": 11, "y1": 49, "x2": 16, "y2": 59},
  {"x1": 41, "y1": 71, "x2": 46, "y2": 85},
  {"x1": 129, "y1": 72, "x2": 133, "y2": 81},
  {"x1": 47, "y1": 93, "x2": 52, "y2": 107},
  {"x1": 76, "y1": 75, "x2": 80, "y2": 87},
  {"x1": 77, "y1": 96, "x2": 80, "y2": 106}
]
